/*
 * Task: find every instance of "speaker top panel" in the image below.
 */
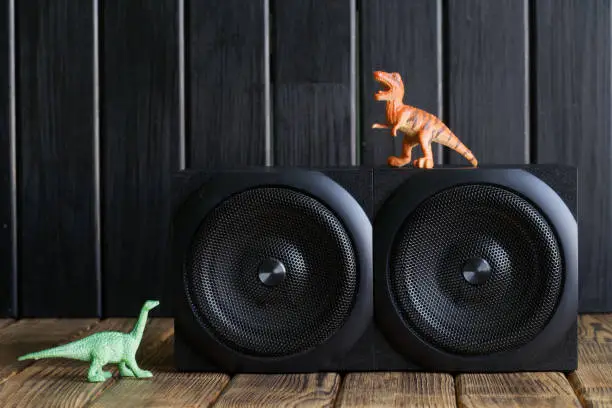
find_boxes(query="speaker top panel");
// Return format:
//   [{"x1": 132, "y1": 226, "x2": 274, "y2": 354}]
[{"x1": 372, "y1": 164, "x2": 576, "y2": 215}]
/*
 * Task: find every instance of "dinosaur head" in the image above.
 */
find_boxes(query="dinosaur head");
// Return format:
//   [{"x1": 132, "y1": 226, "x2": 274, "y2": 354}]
[
  {"x1": 143, "y1": 300, "x2": 160, "y2": 311},
  {"x1": 373, "y1": 70, "x2": 404, "y2": 102}
]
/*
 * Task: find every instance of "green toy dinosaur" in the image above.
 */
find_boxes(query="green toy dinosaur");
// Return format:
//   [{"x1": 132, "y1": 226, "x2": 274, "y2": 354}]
[{"x1": 18, "y1": 300, "x2": 159, "y2": 383}]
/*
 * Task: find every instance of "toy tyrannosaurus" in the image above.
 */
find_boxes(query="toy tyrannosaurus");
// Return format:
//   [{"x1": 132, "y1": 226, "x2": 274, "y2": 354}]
[
  {"x1": 18, "y1": 300, "x2": 159, "y2": 382},
  {"x1": 372, "y1": 70, "x2": 478, "y2": 169}
]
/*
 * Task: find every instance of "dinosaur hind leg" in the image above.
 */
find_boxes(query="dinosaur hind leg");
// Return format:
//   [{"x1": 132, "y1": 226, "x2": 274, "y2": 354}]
[
  {"x1": 413, "y1": 133, "x2": 435, "y2": 169},
  {"x1": 388, "y1": 138, "x2": 417, "y2": 168},
  {"x1": 87, "y1": 358, "x2": 112, "y2": 382},
  {"x1": 119, "y1": 361, "x2": 136, "y2": 377},
  {"x1": 125, "y1": 356, "x2": 153, "y2": 379}
]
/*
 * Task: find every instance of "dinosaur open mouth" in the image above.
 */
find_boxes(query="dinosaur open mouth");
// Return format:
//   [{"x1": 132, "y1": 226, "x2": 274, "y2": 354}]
[
  {"x1": 375, "y1": 82, "x2": 390, "y2": 96},
  {"x1": 376, "y1": 88, "x2": 388, "y2": 96},
  {"x1": 373, "y1": 73, "x2": 392, "y2": 96}
]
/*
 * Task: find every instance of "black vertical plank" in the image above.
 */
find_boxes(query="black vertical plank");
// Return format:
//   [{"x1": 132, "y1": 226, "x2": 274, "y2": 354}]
[
  {"x1": 0, "y1": 0, "x2": 14, "y2": 317},
  {"x1": 16, "y1": 0, "x2": 98, "y2": 316},
  {"x1": 535, "y1": 0, "x2": 612, "y2": 312},
  {"x1": 447, "y1": 0, "x2": 528, "y2": 165},
  {"x1": 188, "y1": 0, "x2": 267, "y2": 168},
  {"x1": 273, "y1": 0, "x2": 354, "y2": 166},
  {"x1": 360, "y1": 0, "x2": 441, "y2": 166},
  {"x1": 102, "y1": 0, "x2": 179, "y2": 316}
]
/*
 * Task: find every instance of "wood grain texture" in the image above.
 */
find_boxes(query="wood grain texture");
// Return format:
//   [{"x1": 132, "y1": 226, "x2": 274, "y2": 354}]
[
  {"x1": 0, "y1": 318, "x2": 172, "y2": 407},
  {"x1": 188, "y1": 0, "x2": 266, "y2": 168},
  {"x1": 577, "y1": 314, "x2": 612, "y2": 343},
  {"x1": 446, "y1": 0, "x2": 528, "y2": 165},
  {"x1": 214, "y1": 373, "x2": 340, "y2": 407},
  {"x1": 273, "y1": 0, "x2": 353, "y2": 166},
  {"x1": 101, "y1": 0, "x2": 180, "y2": 317},
  {"x1": 456, "y1": 372, "x2": 581, "y2": 407},
  {"x1": 0, "y1": 0, "x2": 13, "y2": 317},
  {"x1": 534, "y1": 0, "x2": 612, "y2": 313},
  {"x1": 16, "y1": 0, "x2": 98, "y2": 317},
  {"x1": 0, "y1": 318, "x2": 97, "y2": 383},
  {"x1": 568, "y1": 314, "x2": 612, "y2": 407},
  {"x1": 274, "y1": 84, "x2": 351, "y2": 166},
  {"x1": 336, "y1": 372, "x2": 456, "y2": 407},
  {"x1": 88, "y1": 337, "x2": 230, "y2": 407},
  {"x1": 360, "y1": 0, "x2": 441, "y2": 166},
  {"x1": 0, "y1": 320, "x2": 15, "y2": 330}
]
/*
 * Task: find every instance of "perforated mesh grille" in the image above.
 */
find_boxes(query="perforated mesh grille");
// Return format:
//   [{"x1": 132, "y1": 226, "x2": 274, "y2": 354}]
[
  {"x1": 185, "y1": 187, "x2": 358, "y2": 357},
  {"x1": 389, "y1": 184, "x2": 563, "y2": 355}
]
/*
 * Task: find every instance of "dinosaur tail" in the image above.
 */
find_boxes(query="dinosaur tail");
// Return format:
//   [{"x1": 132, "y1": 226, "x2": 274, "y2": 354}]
[
  {"x1": 433, "y1": 127, "x2": 478, "y2": 167},
  {"x1": 18, "y1": 339, "x2": 90, "y2": 362}
]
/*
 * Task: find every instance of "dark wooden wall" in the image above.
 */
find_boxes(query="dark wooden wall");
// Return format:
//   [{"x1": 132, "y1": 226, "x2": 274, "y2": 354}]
[{"x1": 0, "y1": 0, "x2": 610, "y2": 317}]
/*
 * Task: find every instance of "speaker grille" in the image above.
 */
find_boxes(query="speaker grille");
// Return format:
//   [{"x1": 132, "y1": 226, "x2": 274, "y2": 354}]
[
  {"x1": 185, "y1": 187, "x2": 358, "y2": 357},
  {"x1": 389, "y1": 184, "x2": 563, "y2": 355}
]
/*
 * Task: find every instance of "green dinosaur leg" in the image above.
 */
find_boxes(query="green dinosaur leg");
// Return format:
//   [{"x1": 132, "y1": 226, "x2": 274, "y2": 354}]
[
  {"x1": 88, "y1": 358, "x2": 112, "y2": 382},
  {"x1": 119, "y1": 361, "x2": 136, "y2": 377},
  {"x1": 125, "y1": 356, "x2": 153, "y2": 379}
]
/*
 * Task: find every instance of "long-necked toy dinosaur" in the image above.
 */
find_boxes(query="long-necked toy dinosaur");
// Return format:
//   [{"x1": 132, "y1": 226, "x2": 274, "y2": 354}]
[
  {"x1": 372, "y1": 70, "x2": 478, "y2": 168},
  {"x1": 18, "y1": 300, "x2": 159, "y2": 382}
]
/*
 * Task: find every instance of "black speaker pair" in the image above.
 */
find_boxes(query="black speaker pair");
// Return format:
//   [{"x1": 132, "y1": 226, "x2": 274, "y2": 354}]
[{"x1": 171, "y1": 165, "x2": 578, "y2": 374}]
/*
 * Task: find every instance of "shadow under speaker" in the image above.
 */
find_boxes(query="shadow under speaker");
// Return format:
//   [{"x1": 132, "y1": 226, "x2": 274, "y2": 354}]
[{"x1": 172, "y1": 165, "x2": 577, "y2": 373}]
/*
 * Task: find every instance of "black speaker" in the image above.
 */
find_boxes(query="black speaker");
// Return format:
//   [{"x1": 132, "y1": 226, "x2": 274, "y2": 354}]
[
  {"x1": 172, "y1": 165, "x2": 577, "y2": 373},
  {"x1": 172, "y1": 167, "x2": 373, "y2": 372}
]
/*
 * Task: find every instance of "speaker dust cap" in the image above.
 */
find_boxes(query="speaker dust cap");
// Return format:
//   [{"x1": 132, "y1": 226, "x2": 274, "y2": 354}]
[
  {"x1": 174, "y1": 168, "x2": 372, "y2": 373},
  {"x1": 374, "y1": 168, "x2": 577, "y2": 371}
]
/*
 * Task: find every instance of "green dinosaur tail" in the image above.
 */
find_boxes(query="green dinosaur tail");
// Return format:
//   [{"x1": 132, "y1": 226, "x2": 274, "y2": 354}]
[{"x1": 18, "y1": 339, "x2": 90, "y2": 362}]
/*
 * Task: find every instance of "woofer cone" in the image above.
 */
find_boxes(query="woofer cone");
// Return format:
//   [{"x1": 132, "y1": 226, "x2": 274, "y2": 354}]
[
  {"x1": 374, "y1": 169, "x2": 578, "y2": 370},
  {"x1": 174, "y1": 169, "x2": 372, "y2": 372},
  {"x1": 186, "y1": 187, "x2": 359, "y2": 357}
]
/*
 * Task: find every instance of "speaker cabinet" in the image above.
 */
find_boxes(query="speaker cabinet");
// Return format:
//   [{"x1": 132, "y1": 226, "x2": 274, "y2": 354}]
[
  {"x1": 172, "y1": 168, "x2": 373, "y2": 373},
  {"x1": 173, "y1": 165, "x2": 577, "y2": 374}
]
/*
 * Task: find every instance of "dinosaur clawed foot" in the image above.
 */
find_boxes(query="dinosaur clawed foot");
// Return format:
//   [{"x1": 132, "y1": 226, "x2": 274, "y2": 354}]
[
  {"x1": 119, "y1": 362, "x2": 136, "y2": 377},
  {"x1": 88, "y1": 371, "x2": 113, "y2": 382},
  {"x1": 388, "y1": 156, "x2": 411, "y2": 168},
  {"x1": 136, "y1": 370, "x2": 153, "y2": 379},
  {"x1": 413, "y1": 157, "x2": 434, "y2": 169}
]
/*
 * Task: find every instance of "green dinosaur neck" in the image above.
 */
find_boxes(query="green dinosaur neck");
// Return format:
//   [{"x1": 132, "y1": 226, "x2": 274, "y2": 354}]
[{"x1": 130, "y1": 306, "x2": 150, "y2": 343}]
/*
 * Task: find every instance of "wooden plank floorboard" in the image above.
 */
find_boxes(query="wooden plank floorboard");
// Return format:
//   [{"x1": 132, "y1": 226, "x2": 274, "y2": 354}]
[
  {"x1": 16, "y1": 0, "x2": 98, "y2": 316},
  {"x1": 0, "y1": 320, "x2": 14, "y2": 330},
  {"x1": 87, "y1": 336, "x2": 230, "y2": 407},
  {"x1": 101, "y1": 0, "x2": 180, "y2": 317},
  {"x1": 213, "y1": 373, "x2": 340, "y2": 407},
  {"x1": 1, "y1": 317, "x2": 612, "y2": 406},
  {"x1": 0, "y1": 318, "x2": 172, "y2": 408},
  {"x1": 456, "y1": 372, "x2": 581, "y2": 407},
  {"x1": 568, "y1": 314, "x2": 612, "y2": 407},
  {"x1": 336, "y1": 372, "x2": 456, "y2": 407},
  {"x1": 0, "y1": 319, "x2": 98, "y2": 383},
  {"x1": 577, "y1": 314, "x2": 612, "y2": 342}
]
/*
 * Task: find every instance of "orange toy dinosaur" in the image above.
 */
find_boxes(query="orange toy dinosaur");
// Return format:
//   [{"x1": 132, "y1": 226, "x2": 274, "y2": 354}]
[{"x1": 372, "y1": 70, "x2": 478, "y2": 168}]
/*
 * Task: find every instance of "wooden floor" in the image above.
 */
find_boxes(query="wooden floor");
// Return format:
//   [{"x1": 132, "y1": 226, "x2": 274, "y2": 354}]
[{"x1": 0, "y1": 315, "x2": 609, "y2": 407}]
